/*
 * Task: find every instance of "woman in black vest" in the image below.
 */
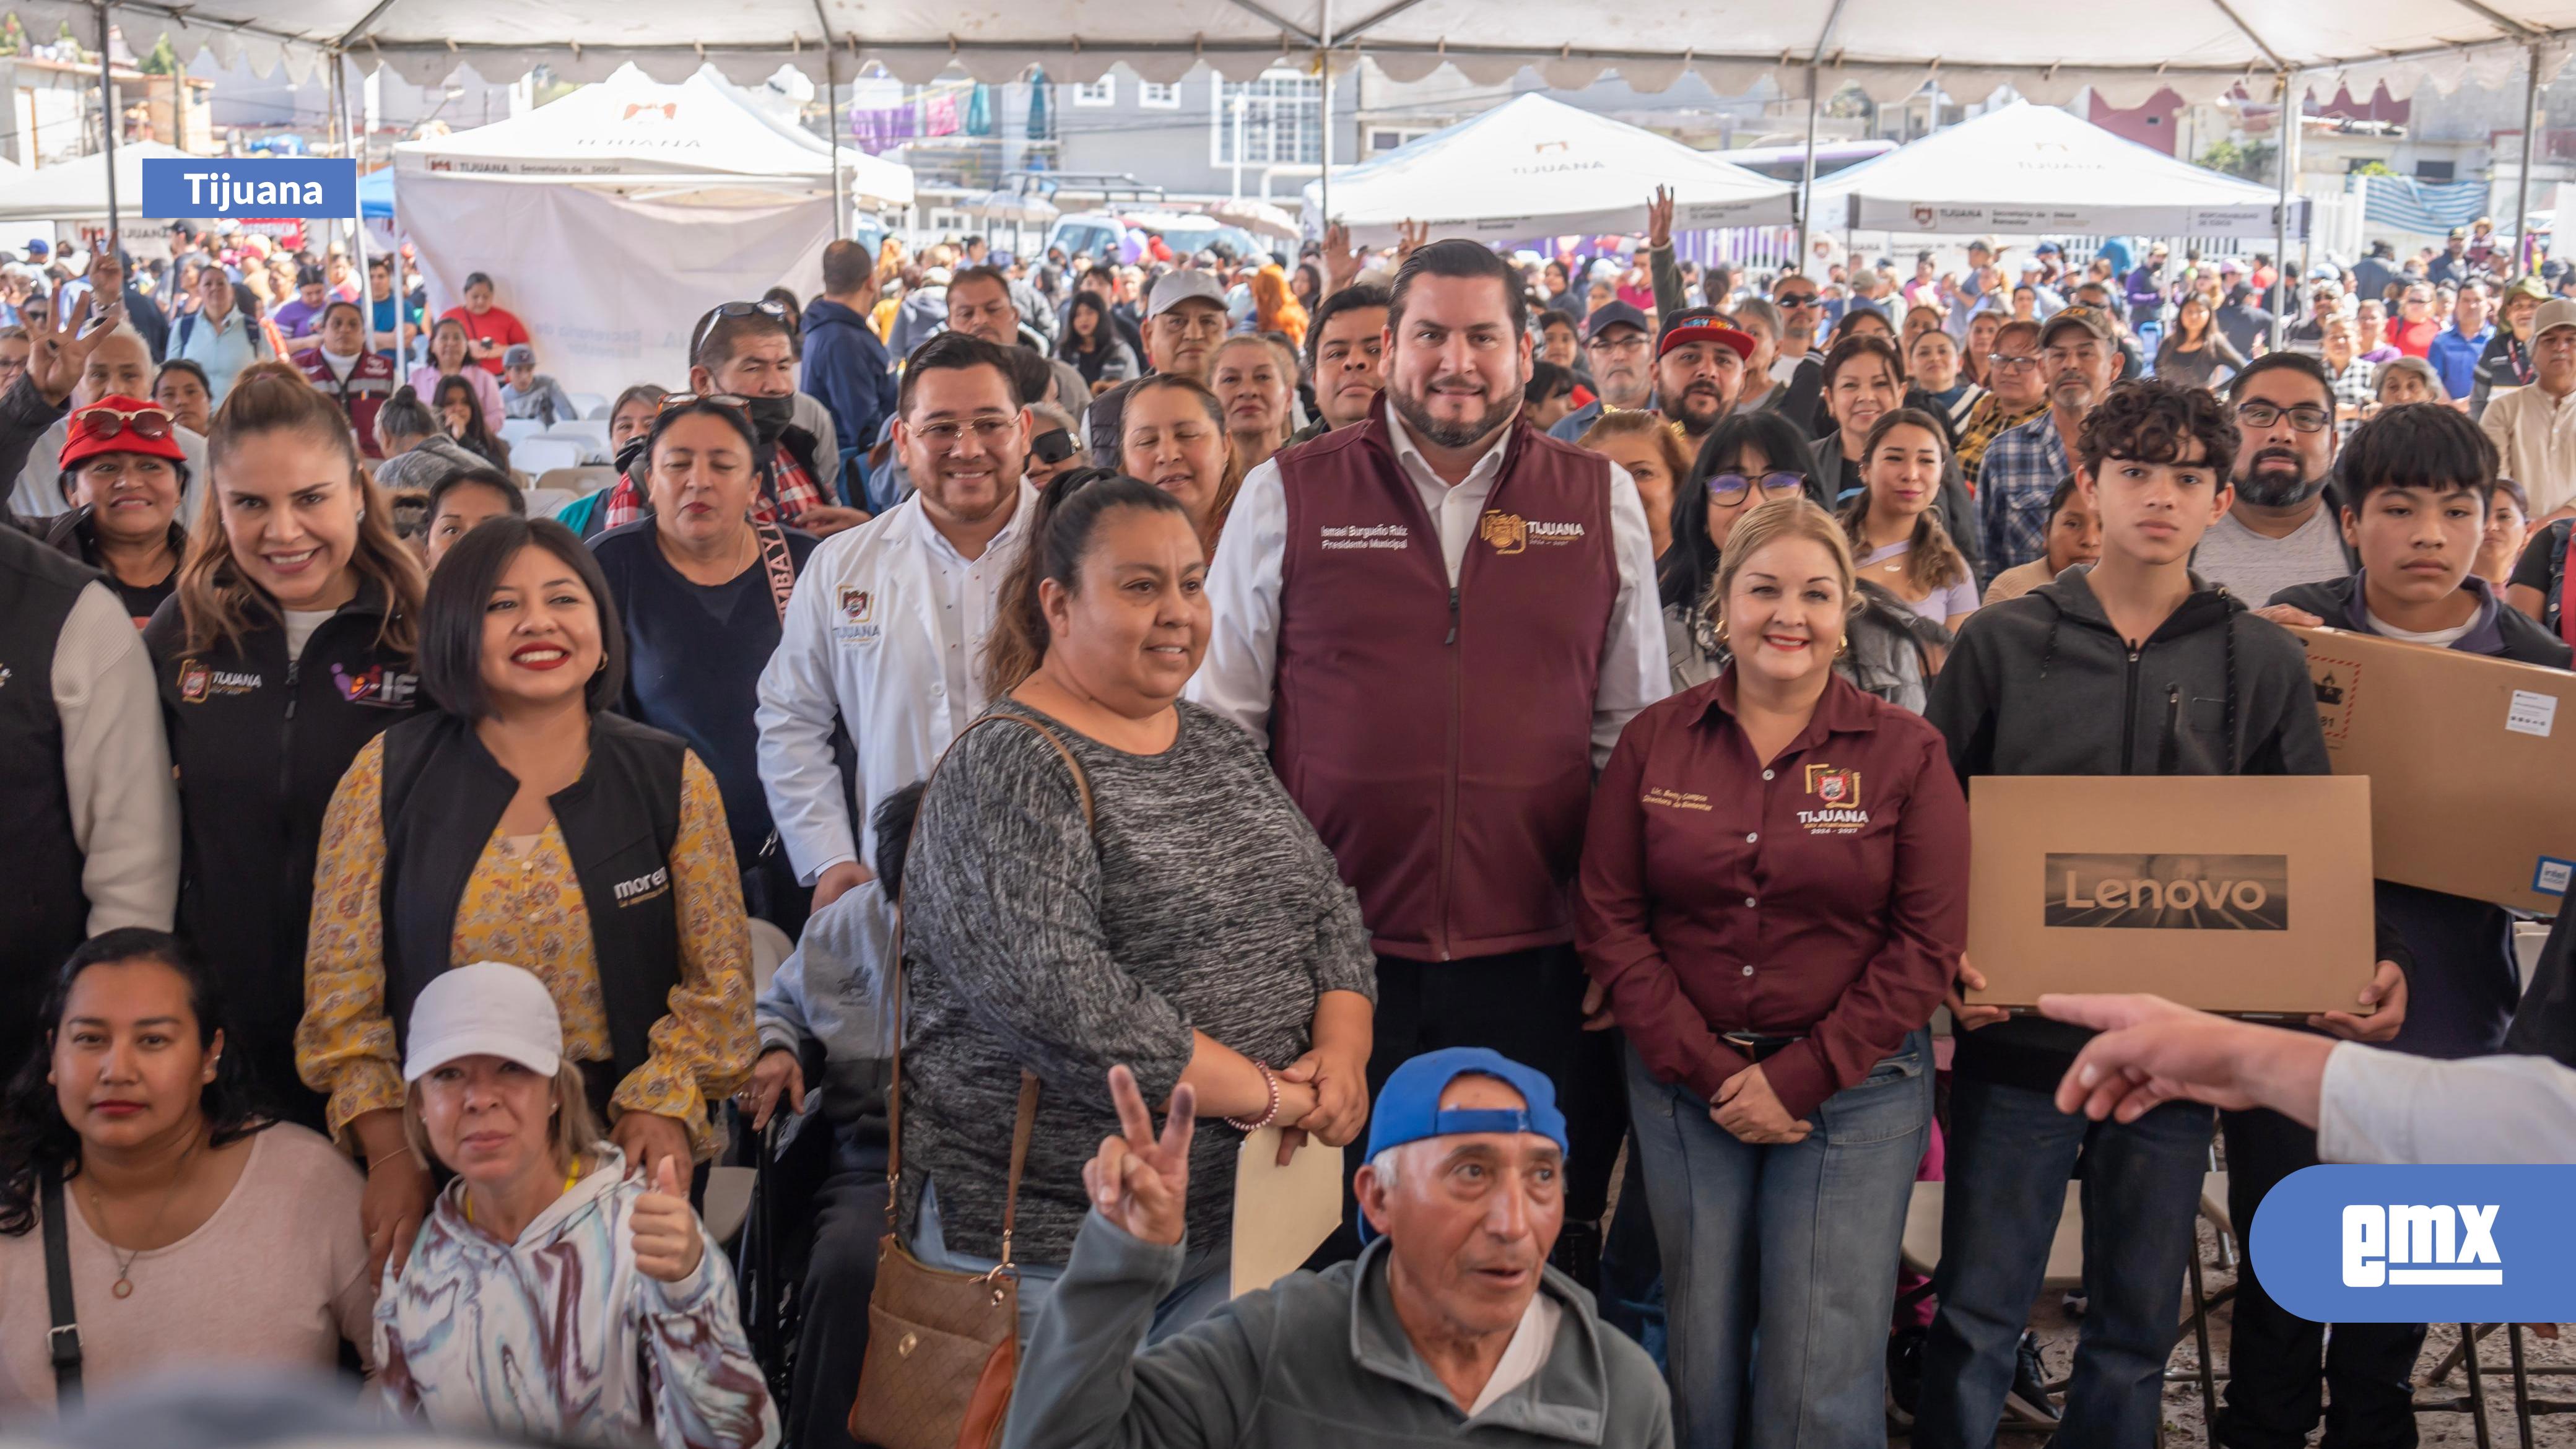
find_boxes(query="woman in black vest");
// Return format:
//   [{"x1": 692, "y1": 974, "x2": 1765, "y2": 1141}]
[
  {"x1": 588, "y1": 397, "x2": 824, "y2": 934},
  {"x1": 142, "y1": 365, "x2": 426, "y2": 1133},
  {"x1": 297, "y1": 516, "x2": 757, "y2": 1284}
]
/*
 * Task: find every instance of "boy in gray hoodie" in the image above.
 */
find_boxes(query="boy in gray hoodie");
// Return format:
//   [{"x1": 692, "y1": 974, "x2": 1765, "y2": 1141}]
[{"x1": 1916, "y1": 380, "x2": 2411, "y2": 1449}]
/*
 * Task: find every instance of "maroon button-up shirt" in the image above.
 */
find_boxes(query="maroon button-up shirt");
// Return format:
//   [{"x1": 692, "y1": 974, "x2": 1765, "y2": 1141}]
[{"x1": 1575, "y1": 669, "x2": 1968, "y2": 1119}]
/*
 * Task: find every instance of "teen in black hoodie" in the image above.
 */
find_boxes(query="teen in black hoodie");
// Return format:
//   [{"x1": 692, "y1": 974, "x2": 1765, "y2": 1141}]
[{"x1": 1916, "y1": 381, "x2": 2410, "y2": 1449}]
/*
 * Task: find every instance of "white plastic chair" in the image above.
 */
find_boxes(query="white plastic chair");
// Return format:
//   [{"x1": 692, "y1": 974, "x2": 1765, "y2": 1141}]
[
  {"x1": 535, "y1": 465, "x2": 620, "y2": 496},
  {"x1": 539, "y1": 422, "x2": 611, "y2": 463},
  {"x1": 521, "y1": 487, "x2": 577, "y2": 518},
  {"x1": 567, "y1": 391, "x2": 610, "y2": 420},
  {"x1": 510, "y1": 438, "x2": 585, "y2": 475},
  {"x1": 497, "y1": 416, "x2": 546, "y2": 446}
]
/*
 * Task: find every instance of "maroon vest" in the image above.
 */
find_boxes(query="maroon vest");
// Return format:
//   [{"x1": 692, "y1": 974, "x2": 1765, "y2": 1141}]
[{"x1": 1271, "y1": 399, "x2": 1617, "y2": 961}]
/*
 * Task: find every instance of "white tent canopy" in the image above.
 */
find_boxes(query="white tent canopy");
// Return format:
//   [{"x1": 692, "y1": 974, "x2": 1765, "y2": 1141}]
[
  {"x1": 393, "y1": 64, "x2": 911, "y2": 207},
  {"x1": 394, "y1": 67, "x2": 884, "y2": 401},
  {"x1": 1301, "y1": 94, "x2": 1792, "y2": 246},
  {"x1": 21, "y1": 0, "x2": 2576, "y2": 105},
  {"x1": 0, "y1": 140, "x2": 190, "y2": 225},
  {"x1": 1808, "y1": 100, "x2": 2297, "y2": 240}
]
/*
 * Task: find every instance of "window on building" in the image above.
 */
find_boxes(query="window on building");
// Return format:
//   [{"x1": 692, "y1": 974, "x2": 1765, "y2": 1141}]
[
  {"x1": 1369, "y1": 126, "x2": 1427, "y2": 152},
  {"x1": 1073, "y1": 76, "x2": 1115, "y2": 107},
  {"x1": 1139, "y1": 81, "x2": 1181, "y2": 109},
  {"x1": 2414, "y1": 159, "x2": 2456, "y2": 181},
  {"x1": 1212, "y1": 69, "x2": 1324, "y2": 167}
]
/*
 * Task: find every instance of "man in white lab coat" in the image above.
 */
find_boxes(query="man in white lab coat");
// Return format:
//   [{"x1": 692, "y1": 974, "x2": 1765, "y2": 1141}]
[{"x1": 750, "y1": 328, "x2": 1037, "y2": 1448}]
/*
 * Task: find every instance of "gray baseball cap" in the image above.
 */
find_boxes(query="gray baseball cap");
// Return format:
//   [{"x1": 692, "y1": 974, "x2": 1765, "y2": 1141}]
[{"x1": 1147, "y1": 269, "x2": 1228, "y2": 319}]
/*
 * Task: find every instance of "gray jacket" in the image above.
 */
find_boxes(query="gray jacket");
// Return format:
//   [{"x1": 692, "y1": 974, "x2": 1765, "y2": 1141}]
[
  {"x1": 752, "y1": 884, "x2": 893, "y2": 1141},
  {"x1": 1004, "y1": 1212, "x2": 1673, "y2": 1449},
  {"x1": 1661, "y1": 580, "x2": 1941, "y2": 713}
]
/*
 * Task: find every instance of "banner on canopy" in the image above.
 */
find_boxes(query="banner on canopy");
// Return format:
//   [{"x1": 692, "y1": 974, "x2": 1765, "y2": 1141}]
[{"x1": 1845, "y1": 196, "x2": 2310, "y2": 242}]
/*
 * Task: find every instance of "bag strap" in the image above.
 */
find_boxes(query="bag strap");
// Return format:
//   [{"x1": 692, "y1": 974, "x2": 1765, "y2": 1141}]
[
  {"x1": 885, "y1": 711, "x2": 1097, "y2": 1264},
  {"x1": 754, "y1": 519, "x2": 798, "y2": 625},
  {"x1": 40, "y1": 1164, "x2": 80, "y2": 1406}
]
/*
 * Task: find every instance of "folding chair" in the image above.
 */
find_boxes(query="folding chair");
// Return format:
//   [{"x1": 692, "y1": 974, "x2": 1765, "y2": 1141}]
[{"x1": 1897, "y1": 1179, "x2": 2087, "y2": 1433}]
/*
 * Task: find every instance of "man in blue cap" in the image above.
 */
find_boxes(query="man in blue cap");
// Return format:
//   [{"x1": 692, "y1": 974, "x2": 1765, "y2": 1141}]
[{"x1": 1002, "y1": 1050, "x2": 1672, "y2": 1449}]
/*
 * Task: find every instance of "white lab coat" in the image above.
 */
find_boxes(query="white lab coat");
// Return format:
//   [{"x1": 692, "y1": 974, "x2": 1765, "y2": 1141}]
[{"x1": 754, "y1": 481, "x2": 1037, "y2": 881}]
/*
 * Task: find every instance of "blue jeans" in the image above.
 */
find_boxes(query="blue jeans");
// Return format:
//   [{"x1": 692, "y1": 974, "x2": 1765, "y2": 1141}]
[
  {"x1": 1626, "y1": 1032, "x2": 1931, "y2": 1449},
  {"x1": 909, "y1": 1181, "x2": 1230, "y2": 1344},
  {"x1": 1917, "y1": 1076, "x2": 2215, "y2": 1449}
]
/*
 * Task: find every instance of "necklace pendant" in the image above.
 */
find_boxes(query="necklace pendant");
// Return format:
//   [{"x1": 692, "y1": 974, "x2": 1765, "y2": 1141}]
[{"x1": 111, "y1": 1277, "x2": 133, "y2": 1299}]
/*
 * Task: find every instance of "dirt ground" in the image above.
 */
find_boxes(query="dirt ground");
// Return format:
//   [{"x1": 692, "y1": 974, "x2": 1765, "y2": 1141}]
[{"x1": 1899, "y1": 1219, "x2": 2576, "y2": 1446}]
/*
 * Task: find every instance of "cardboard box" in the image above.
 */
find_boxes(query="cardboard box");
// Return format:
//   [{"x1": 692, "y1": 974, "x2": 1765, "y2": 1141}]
[
  {"x1": 2291, "y1": 626, "x2": 2576, "y2": 913},
  {"x1": 1965, "y1": 775, "x2": 2377, "y2": 1014}
]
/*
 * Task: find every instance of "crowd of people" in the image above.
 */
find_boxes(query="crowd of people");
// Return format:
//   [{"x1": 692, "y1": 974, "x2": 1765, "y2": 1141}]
[{"x1": 1, "y1": 192, "x2": 2574, "y2": 1449}]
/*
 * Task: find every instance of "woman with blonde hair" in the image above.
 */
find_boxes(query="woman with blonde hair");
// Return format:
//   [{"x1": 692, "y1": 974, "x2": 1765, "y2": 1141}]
[
  {"x1": 1119, "y1": 372, "x2": 1243, "y2": 554},
  {"x1": 376, "y1": 962, "x2": 772, "y2": 1448},
  {"x1": 1579, "y1": 495, "x2": 1964, "y2": 1447},
  {"x1": 1208, "y1": 334, "x2": 1296, "y2": 476},
  {"x1": 1250, "y1": 263, "x2": 1310, "y2": 352},
  {"x1": 142, "y1": 367, "x2": 426, "y2": 1132}
]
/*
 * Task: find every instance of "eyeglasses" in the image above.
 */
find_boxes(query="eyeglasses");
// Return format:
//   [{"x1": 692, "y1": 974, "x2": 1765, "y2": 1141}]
[
  {"x1": 687, "y1": 300, "x2": 791, "y2": 361},
  {"x1": 71, "y1": 402, "x2": 173, "y2": 443},
  {"x1": 657, "y1": 392, "x2": 752, "y2": 419},
  {"x1": 1707, "y1": 471, "x2": 1809, "y2": 504},
  {"x1": 2235, "y1": 401, "x2": 2333, "y2": 434},
  {"x1": 1586, "y1": 334, "x2": 1650, "y2": 356},
  {"x1": 914, "y1": 416, "x2": 1019, "y2": 449},
  {"x1": 1986, "y1": 354, "x2": 2042, "y2": 372},
  {"x1": 1775, "y1": 292, "x2": 1821, "y2": 308}
]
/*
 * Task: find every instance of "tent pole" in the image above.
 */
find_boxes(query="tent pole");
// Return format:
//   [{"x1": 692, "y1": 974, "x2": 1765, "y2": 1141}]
[
  {"x1": 1318, "y1": 0, "x2": 1332, "y2": 225},
  {"x1": 2271, "y1": 67, "x2": 2294, "y2": 351},
  {"x1": 2517, "y1": 43, "x2": 2544, "y2": 276},
  {"x1": 1794, "y1": 62, "x2": 1821, "y2": 275},
  {"x1": 829, "y1": 52, "x2": 845, "y2": 242},
  {"x1": 98, "y1": 2, "x2": 118, "y2": 246},
  {"x1": 337, "y1": 50, "x2": 372, "y2": 328}
]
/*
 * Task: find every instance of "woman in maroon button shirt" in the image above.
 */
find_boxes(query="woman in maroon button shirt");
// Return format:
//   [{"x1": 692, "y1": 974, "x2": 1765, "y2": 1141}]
[{"x1": 1576, "y1": 497, "x2": 1969, "y2": 1448}]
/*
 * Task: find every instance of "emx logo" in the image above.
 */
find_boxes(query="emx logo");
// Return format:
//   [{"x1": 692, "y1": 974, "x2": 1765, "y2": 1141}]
[
  {"x1": 2343, "y1": 1204, "x2": 2500, "y2": 1287},
  {"x1": 2252, "y1": 1166, "x2": 2576, "y2": 1323}
]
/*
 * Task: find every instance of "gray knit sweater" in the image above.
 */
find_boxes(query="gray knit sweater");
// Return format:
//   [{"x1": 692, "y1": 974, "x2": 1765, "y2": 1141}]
[{"x1": 897, "y1": 698, "x2": 1377, "y2": 1264}]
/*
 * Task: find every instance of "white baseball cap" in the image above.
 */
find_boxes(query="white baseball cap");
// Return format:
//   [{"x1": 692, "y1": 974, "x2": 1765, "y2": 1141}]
[{"x1": 402, "y1": 962, "x2": 563, "y2": 1084}]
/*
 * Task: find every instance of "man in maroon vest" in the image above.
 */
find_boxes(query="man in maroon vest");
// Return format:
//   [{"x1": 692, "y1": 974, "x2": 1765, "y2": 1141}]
[{"x1": 1191, "y1": 238, "x2": 1667, "y2": 1268}]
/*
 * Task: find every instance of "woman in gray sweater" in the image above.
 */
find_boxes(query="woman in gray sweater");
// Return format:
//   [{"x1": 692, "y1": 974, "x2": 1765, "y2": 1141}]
[{"x1": 898, "y1": 471, "x2": 1377, "y2": 1339}]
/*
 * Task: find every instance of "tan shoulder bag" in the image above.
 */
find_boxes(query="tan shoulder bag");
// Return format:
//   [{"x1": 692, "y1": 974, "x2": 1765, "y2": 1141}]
[{"x1": 849, "y1": 711, "x2": 1094, "y2": 1449}]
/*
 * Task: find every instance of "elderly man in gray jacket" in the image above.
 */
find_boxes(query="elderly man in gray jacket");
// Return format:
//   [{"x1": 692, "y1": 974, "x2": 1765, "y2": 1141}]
[{"x1": 1003, "y1": 1048, "x2": 1672, "y2": 1449}]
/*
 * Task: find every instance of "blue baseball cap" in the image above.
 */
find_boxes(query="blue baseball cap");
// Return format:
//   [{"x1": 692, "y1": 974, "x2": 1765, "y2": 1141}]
[{"x1": 1358, "y1": 1048, "x2": 1568, "y2": 1243}]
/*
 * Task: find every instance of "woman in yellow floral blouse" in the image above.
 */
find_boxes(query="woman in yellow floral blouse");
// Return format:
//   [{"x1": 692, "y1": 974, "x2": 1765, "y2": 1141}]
[{"x1": 296, "y1": 515, "x2": 755, "y2": 1283}]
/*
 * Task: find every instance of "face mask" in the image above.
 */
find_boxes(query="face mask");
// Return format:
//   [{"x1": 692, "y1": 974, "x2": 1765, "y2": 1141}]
[{"x1": 744, "y1": 393, "x2": 794, "y2": 445}]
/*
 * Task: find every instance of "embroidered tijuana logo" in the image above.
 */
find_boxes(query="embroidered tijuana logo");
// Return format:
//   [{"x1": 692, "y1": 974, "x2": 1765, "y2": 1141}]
[
  {"x1": 1796, "y1": 762, "x2": 1869, "y2": 834},
  {"x1": 178, "y1": 659, "x2": 261, "y2": 702},
  {"x1": 839, "y1": 586, "x2": 872, "y2": 623},
  {"x1": 1480, "y1": 510, "x2": 1586, "y2": 554}
]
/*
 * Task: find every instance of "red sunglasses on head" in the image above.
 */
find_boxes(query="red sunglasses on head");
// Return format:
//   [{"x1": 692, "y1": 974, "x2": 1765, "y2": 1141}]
[{"x1": 71, "y1": 404, "x2": 173, "y2": 443}]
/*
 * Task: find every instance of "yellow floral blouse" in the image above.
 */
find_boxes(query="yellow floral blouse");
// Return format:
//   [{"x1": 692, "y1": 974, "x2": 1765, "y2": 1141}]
[{"x1": 295, "y1": 734, "x2": 757, "y2": 1158}]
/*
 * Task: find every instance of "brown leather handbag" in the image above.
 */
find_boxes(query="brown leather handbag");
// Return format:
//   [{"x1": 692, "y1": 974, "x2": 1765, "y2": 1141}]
[{"x1": 848, "y1": 713, "x2": 1094, "y2": 1449}]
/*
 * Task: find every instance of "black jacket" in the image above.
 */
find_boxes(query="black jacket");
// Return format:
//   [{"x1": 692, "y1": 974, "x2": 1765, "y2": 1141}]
[
  {"x1": 2267, "y1": 573, "x2": 2572, "y2": 671},
  {"x1": 43, "y1": 506, "x2": 183, "y2": 625},
  {"x1": 142, "y1": 581, "x2": 421, "y2": 1123},
  {"x1": 1926, "y1": 565, "x2": 2409, "y2": 1087}
]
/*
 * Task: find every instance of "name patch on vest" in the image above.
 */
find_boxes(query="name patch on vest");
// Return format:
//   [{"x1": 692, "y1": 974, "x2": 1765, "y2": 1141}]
[
  {"x1": 1318, "y1": 523, "x2": 1411, "y2": 552},
  {"x1": 1477, "y1": 511, "x2": 1586, "y2": 555},
  {"x1": 611, "y1": 866, "x2": 671, "y2": 906},
  {"x1": 177, "y1": 659, "x2": 263, "y2": 702}
]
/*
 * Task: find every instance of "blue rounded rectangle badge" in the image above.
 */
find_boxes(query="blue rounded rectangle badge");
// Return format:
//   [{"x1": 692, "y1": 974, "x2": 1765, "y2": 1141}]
[
  {"x1": 141, "y1": 158, "x2": 356, "y2": 220},
  {"x1": 2252, "y1": 1165, "x2": 2575, "y2": 1322}
]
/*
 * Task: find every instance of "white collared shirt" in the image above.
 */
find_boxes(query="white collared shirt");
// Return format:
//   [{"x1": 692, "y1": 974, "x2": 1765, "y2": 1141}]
[
  {"x1": 755, "y1": 480, "x2": 1035, "y2": 881},
  {"x1": 1189, "y1": 411, "x2": 1669, "y2": 767},
  {"x1": 2318, "y1": 1043, "x2": 2576, "y2": 1164}
]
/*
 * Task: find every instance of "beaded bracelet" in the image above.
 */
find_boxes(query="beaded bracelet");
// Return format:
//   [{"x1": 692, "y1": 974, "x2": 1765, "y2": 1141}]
[{"x1": 1224, "y1": 1060, "x2": 1281, "y2": 1133}]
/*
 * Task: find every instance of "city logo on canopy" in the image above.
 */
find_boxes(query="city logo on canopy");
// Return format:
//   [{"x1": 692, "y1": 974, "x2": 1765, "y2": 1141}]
[{"x1": 1910, "y1": 205, "x2": 1938, "y2": 230}]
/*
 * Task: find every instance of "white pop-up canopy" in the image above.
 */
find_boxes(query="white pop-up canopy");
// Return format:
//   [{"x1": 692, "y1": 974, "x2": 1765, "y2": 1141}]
[
  {"x1": 1300, "y1": 94, "x2": 1793, "y2": 246},
  {"x1": 1808, "y1": 100, "x2": 2299, "y2": 239},
  {"x1": 393, "y1": 67, "x2": 907, "y2": 400},
  {"x1": 0, "y1": 140, "x2": 185, "y2": 224}
]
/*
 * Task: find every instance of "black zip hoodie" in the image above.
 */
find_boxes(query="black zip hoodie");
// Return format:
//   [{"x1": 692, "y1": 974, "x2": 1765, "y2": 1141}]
[
  {"x1": 1926, "y1": 564, "x2": 2408, "y2": 1089},
  {"x1": 141, "y1": 581, "x2": 422, "y2": 1126}
]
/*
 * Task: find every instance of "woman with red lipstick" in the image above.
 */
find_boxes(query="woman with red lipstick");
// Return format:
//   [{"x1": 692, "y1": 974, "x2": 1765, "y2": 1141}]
[
  {"x1": 1842, "y1": 407, "x2": 1979, "y2": 634},
  {"x1": 297, "y1": 516, "x2": 757, "y2": 1289},
  {"x1": 1577, "y1": 498, "x2": 1965, "y2": 1447},
  {"x1": 143, "y1": 367, "x2": 425, "y2": 1136},
  {"x1": 0, "y1": 929, "x2": 372, "y2": 1412},
  {"x1": 590, "y1": 396, "x2": 824, "y2": 932}
]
